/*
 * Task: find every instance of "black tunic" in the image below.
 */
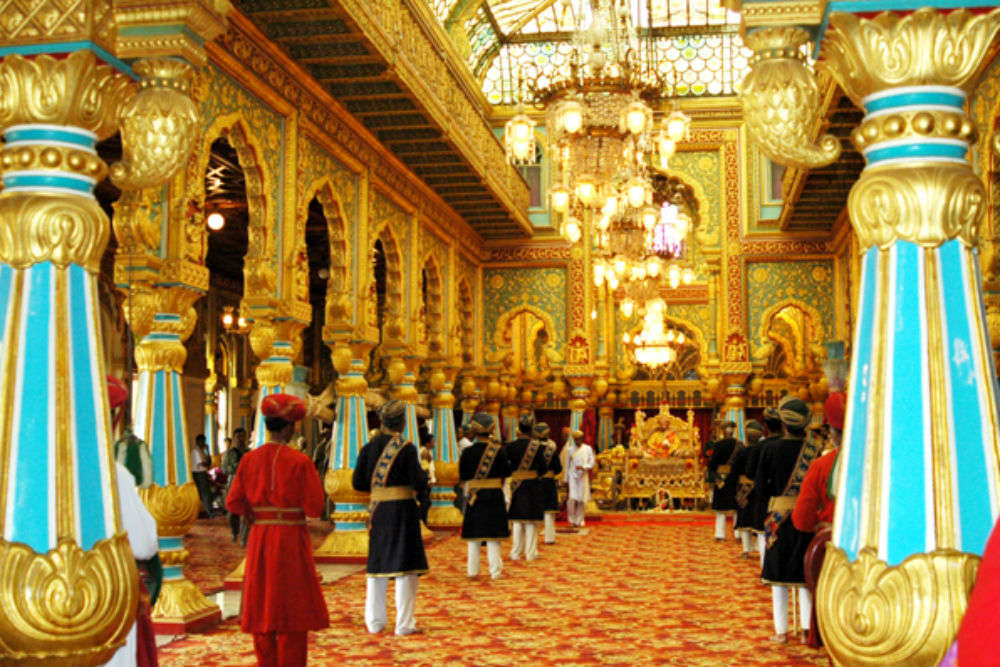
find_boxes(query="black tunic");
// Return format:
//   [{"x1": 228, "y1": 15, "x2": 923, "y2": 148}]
[
  {"x1": 708, "y1": 437, "x2": 742, "y2": 511},
  {"x1": 746, "y1": 436, "x2": 776, "y2": 532},
  {"x1": 733, "y1": 443, "x2": 759, "y2": 530},
  {"x1": 352, "y1": 434, "x2": 430, "y2": 577},
  {"x1": 459, "y1": 439, "x2": 512, "y2": 540},
  {"x1": 539, "y1": 440, "x2": 562, "y2": 512},
  {"x1": 506, "y1": 437, "x2": 549, "y2": 521},
  {"x1": 757, "y1": 436, "x2": 815, "y2": 584}
]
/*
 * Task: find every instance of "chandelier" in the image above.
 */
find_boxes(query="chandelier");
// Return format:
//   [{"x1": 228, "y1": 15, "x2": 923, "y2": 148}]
[
  {"x1": 623, "y1": 298, "x2": 686, "y2": 368},
  {"x1": 502, "y1": 0, "x2": 691, "y2": 251}
]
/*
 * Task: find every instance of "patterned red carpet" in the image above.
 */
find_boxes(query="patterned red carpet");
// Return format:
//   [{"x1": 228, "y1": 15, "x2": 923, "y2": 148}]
[{"x1": 162, "y1": 514, "x2": 831, "y2": 666}]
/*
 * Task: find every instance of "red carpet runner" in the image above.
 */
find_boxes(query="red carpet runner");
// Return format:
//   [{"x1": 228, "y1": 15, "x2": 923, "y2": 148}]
[{"x1": 161, "y1": 516, "x2": 831, "y2": 666}]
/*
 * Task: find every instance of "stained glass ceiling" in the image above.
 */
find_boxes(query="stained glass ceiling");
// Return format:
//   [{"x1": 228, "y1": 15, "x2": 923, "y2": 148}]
[{"x1": 428, "y1": 0, "x2": 747, "y2": 104}]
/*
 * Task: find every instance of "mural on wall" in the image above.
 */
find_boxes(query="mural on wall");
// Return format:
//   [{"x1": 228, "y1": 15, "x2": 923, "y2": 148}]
[
  {"x1": 483, "y1": 267, "x2": 568, "y2": 366},
  {"x1": 746, "y1": 260, "x2": 835, "y2": 364},
  {"x1": 668, "y1": 150, "x2": 722, "y2": 251}
]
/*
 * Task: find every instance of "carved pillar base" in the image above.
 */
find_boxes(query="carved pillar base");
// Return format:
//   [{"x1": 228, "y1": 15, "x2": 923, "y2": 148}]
[
  {"x1": 314, "y1": 501, "x2": 370, "y2": 564},
  {"x1": 428, "y1": 462, "x2": 463, "y2": 530},
  {"x1": 140, "y1": 483, "x2": 220, "y2": 633},
  {"x1": 817, "y1": 545, "x2": 979, "y2": 667}
]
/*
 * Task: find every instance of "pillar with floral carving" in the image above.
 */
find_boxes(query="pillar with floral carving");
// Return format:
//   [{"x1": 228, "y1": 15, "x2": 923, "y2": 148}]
[
  {"x1": 459, "y1": 374, "x2": 480, "y2": 426},
  {"x1": 248, "y1": 319, "x2": 301, "y2": 449},
  {"x1": 742, "y1": 9, "x2": 1000, "y2": 666}
]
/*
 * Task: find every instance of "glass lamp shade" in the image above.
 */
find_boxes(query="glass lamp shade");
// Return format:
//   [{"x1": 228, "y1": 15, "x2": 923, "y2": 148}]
[
  {"x1": 626, "y1": 177, "x2": 649, "y2": 208},
  {"x1": 623, "y1": 333, "x2": 631, "y2": 343},
  {"x1": 597, "y1": 214, "x2": 612, "y2": 231},
  {"x1": 564, "y1": 217, "x2": 582, "y2": 243},
  {"x1": 575, "y1": 176, "x2": 598, "y2": 206},
  {"x1": 642, "y1": 207, "x2": 658, "y2": 230},
  {"x1": 237, "y1": 317, "x2": 247, "y2": 329},
  {"x1": 621, "y1": 100, "x2": 651, "y2": 135},
  {"x1": 593, "y1": 263, "x2": 606, "y2": 286},
  {"x1": 559, "y1": 100, "x2": 585, "y2": 134},
  {"x1": 658, "y1": 136, "x2": 676, "y2": 164},
  {"x1": 222, "y1": 311, "x2": 234, "y2": 327},
  {"x1": 613, "y1": 256, "x2": 628, "y2": 277},
  {"x1": 550, "y1": 185, "x2": 571, "y2": 213},
  {"x1": 207, "y1": 212, "x2": 225, "y2": 230},
  {"x1": 505, "y1": 113, "x2": 536, "y2": 164},
  {"x1": 665, "y1": 108, "x2": 690, "y2": 142},
  {"x1": 621, "y1": 299, "x2": 635, "y2": 317},
  {"x1": 646, "y1": 257, "x2": 662, "y2": 277},
  {"x1": 601, "y1": 196, "x2": 618, "y2": 218},
  {"x1": 677, "y1": 332, "x2": 686, "y2": 345},
  {"x1": 682, "y1": 267, "x2": 695, "y2": 284},
  {"x1": 668, "y1": 265, "x2": 681, "y2": 289},
  {"x1": 607, "y1": 273, "x2": 620, "y2": 290}
]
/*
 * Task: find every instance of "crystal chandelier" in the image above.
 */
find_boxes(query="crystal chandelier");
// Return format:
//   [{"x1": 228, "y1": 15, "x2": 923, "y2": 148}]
[{"x1": 623, "y1": 298, "x2": 686, "y2": 368}]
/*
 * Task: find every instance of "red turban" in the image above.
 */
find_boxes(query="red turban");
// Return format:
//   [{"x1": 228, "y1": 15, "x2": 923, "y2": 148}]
[
  {"x1": 261, "y1": 393, "x2": 306, "y2": 422},
  {"x1": 824, "y1": 391, "x2": 847, "y2": 431},
  {"x1": 107, "y1": 375, "x2": 128, "y2": 409}
]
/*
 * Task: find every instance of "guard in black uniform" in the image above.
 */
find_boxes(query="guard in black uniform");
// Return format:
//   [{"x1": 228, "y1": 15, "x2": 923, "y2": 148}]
[
  {"x1": 733, "y1": 419, "x2": 765, "y2": 557},
  {"x1": 507, "y1": 414, "x2": 548, "y2": 561},
  {"x1": 748, "y1": 408, "x2": 783, "y2": 566},
  {"x1": 756, "y1": 396, "x2": 821, "y2": 643},
  {"x1": 459, "y1": 412, "x2": 512, "y2": 579},
  {"x1": 708, "y1": 420, "x2": 742, "y2": 540},
  {"x1": 535, "y1": 423, "x2": 562, "y2": 544},
  {"x1": 352, "y1": 400, "x2": 431, "y2": 635}
]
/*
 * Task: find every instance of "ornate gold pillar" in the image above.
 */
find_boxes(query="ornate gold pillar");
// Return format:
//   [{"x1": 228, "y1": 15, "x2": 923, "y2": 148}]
[
  {"x1": 0, "y1": 11, "x2": 221, "y2": 654},
  {"x1": 428, "y1": 363, "x2": 463, "y2": 529},
  {"x1": 315, "y1": 340, "x2": 374, "y2": 563},
  {"x1": 459, "y1": 374, "x2": 480, "y2": 426},
  {"x1": 132, "y1": 283, "x2": 221, "y2": 633},
  {"x1": 247, "y1": 317, "x2": 303, "y2": 448},
  {"x1": 743, "y1": 8, "x2": 1000, "y2": 666}
]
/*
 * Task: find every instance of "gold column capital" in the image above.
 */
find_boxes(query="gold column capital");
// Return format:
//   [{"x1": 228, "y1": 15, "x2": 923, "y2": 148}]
[{"x1": 112, "y1": 0, "x2": 231, "y2": 66}]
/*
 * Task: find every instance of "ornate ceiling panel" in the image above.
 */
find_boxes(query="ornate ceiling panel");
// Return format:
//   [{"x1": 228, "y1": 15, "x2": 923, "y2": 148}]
[{"x1": 232, "y1": 0, "x2": 533, "y2": 240}]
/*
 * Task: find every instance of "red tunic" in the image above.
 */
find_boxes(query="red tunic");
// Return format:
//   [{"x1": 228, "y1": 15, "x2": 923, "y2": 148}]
[
  {"x1": 792, "y1": 448, "x2": 838, "y2": 533},
  {"x1": 226, "y1": 443, "x2": 329, "y2": 633},
  {"x1": 956, "y1": 517, "x2": 1000, "y2": 666}
]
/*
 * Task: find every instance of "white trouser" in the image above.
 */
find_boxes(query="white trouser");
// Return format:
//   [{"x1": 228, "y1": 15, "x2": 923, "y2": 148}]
[
  {"x1": 738, "y1": 529, "x2": 753, "y2": 554},
  {"x1": 365, "y1": 574, "x2": 419, "y2": 635},
  {"x1": 757, "y1": 532, "x2": 767, "y2": 569},
  {"x1": 714, "y1": 512, "x2": 727, "y2": 539},
  {"x1": 543, "y1": 511, "x2": 556, "y2": 543},
  {"x1": 771, "y1": 585, "x2": 812, "y2": 636},
  {"x1": 510, "y1": 521, "x2": 539, "y2": 560},
  {"x1": 567, "y1": 499, "x2": 586, "y2": 527},
  {"x1": 467, "y1": 540, "x2": 503, "y2": 578}
]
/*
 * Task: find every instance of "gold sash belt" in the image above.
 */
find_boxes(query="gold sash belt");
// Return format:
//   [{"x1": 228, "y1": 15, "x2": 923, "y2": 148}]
[
  {"x1": 542, "y1": 472, "x2": 556, "y2": 478},
  {"x1": 767, "y1": 496, "x2": 798, "y2": 513},
  {"x1": 510, "y1": 470, "x2": 537, "y2": 481},
  {"x1": 370, "y1": 486, "x2": 415, "y2": 502},
  {"x1": 465, "y1": 478, "x2": 503, "y2": 490},
  {"x1": 252, "y1": 506, "x2": 305, "y2": 526},
  {"x1": 738, "y1": 475, "x2": 752, "y2": 485},
  {"x1": 717, "y1": 465, "x2": 731, "y2": 475}
]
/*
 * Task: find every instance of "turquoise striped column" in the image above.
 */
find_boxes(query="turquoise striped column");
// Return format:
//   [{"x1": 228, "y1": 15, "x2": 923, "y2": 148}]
[
  {"x1": 398, "y1": 367, "x2": 421, "y2": 444},
  {"x1": 134, "y1": 305, "x2": 220, "y2": 632},
  {"x1": 315, "y1": 355, "x2": 371, "y2": 562},
  {"x1": 812, "y1": 67, "x2": 1000, "y2": 667},
  {"x1": 428, "y1": 369, "x2": 463, "y2": 528},
  {"x1": 566, "y1": 387, "x2": 587, "y2": 447},
  {"x1": 597, "y1": 406, "x2": 614, "y2": 452},
  {"x1": 723, "y1": 385, "x2": 746, "y2": 442},
  {"x1": 251, "y1": 339, "x2": 293, "y2": 448}
]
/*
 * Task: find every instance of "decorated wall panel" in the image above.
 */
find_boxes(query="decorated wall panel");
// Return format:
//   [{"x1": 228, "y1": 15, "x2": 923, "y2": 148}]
[
  {"x1": 482, "y1": 266, "x2": 568, "y2": 366},
  {"x1": 746, "y1": 260, "x2": 836, "y2": 359}
]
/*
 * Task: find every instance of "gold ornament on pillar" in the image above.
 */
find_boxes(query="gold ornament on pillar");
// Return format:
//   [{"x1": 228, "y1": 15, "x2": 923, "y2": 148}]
[
  {"x1": 110, "y1": 59, "x2": 199, "y2": 190},
  {"x1": 740, "y1": 27, "x2": 841, "y2": 169},
  {"x1": 0, "y1": 52, "x2": 132, "y2": 273},
  {"x1": 824, "y1": 9, "x2": 998, "y2": 250}
]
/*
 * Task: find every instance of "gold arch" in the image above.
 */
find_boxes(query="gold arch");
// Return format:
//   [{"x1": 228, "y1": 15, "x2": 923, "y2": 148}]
[
  {"x1": 419, "y1": 254, "x2": 445, "y2": 350},
  {"x1": 373, "y1": 222, "x2": 405, "y2": 332},
  {"x1": 655, "y1": 167, "x2": 708, "y2": 229},
  {"x1": 187, "y1": 112, "x2": 274, "y2": 297},
  {"x1": 756, "y1": 298, "x2": 827, "y2": 374},
  {"x1": 490, "y1": 304, "x2": 562, "y2": 367},
  {"x1": 298, "y1": 178, "x2": 351, "y2": 323},
  {"x1": 456, "y1": 278, "x2": 475, "y2": 364}
]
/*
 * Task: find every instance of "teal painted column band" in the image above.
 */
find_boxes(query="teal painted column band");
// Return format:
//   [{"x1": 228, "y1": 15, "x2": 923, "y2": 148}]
[
  {"x1": 2, "y1": 262, "x2": 117, "y2": 551},
  {"x1": 433, "y1": 403, "x2": 458, "y2": 462},
  {"x1": 331, "y1": 359, "x2": 369, "y2": 471},
  {"x1": 334, "y1": 502, "x2": 368, "y2": 531}
]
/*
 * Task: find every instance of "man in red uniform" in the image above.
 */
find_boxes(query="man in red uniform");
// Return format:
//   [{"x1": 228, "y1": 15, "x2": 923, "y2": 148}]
[{"x1": 226, "y1": 394, "x2": 329, "y2": 667}]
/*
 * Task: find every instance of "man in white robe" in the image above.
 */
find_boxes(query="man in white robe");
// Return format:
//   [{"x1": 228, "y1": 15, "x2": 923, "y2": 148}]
[
  {"x1": 566, "y1": 429, "x2": 594, "y2": 528},
  {"x1": 104, "y1": 462, "x2": 159, "y2": 667}
]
